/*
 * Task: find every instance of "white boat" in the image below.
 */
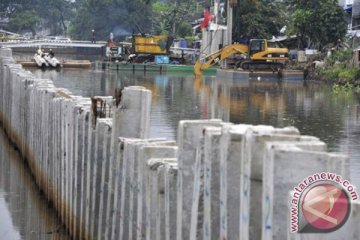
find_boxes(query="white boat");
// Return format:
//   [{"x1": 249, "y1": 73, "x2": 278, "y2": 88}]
[
  {"x1": 44, "y1": 53, "x2": 60, "y2": 68},
  {"x1": 33, "y1": 53, "x2": 48, "y2": 68}
]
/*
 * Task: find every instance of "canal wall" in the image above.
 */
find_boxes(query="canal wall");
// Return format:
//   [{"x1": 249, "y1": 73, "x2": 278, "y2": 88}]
[{"x1": 0, "y1": 47, "x2": 359, "y2": 240}]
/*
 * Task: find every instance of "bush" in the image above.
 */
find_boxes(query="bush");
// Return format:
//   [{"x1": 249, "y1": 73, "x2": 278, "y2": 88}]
[
  {"x1": 321, "y1": 66, "x2": 360, "y2": 82},
  {"x1": 322, "y1": 65, "x2": 343, "y2": 81},
  {"x1": 338, "y1": 68, "x2": 360, "y2": 81},
  {"x1": 326, "y1": 48, "x2": 353, "y2": 67}
]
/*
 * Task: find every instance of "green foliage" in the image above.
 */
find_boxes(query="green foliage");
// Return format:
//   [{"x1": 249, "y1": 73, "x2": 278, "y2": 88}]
[
  {"x1": 41, "y1": 0, "x2": 73, "y2": 35},
  {"x1": 9, "y1": 10, "x2": 40, "y2": 35},
  {"x1": 3, "y1": 0, "x2": 73, "y2": 36},
  {"x1": 1, "y1": 0, "x2": 345, "y2": 47},
  {"x1": 338, "y1": 68, "x2": 360, "y2": 81},
  {"x1": 69, "y1": 0, "x2": 153, "y2": 40},
  {"x1": 325, "y1": 48, "x2": 353, "y2": 67},
  {"x1": 321, "y1": 65, "x2": 360, "y2": 82},
  {"x1": 355, "y1": 85, "x2": 360, "y2": 94},
  {"x1": 151, "y1": 2, "x2": 173, "y2": 35},
  {"x1": 176, "y1": 22, "x2": 192, "y2": 38},
  {"x1": 151, "y1": 0, "x2": 197, "y2": 38},
  {"x1": 321, "y1": 65, "x2": 343, "y2": 81},
  {"x1": 332, "y1": 82, "x2": 356, "y2": 95},
  {"x1": 232, "y1": 0, "x2": 286, "y2": 39},
  {"x1": 288, "y1": 0, "x2": 347, "y2": 49}
]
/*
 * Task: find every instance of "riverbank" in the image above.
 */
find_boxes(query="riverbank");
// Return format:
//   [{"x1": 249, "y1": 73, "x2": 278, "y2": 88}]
[
  {"x1": 302, "y1": 48, "x2": 360, "y2": 91},
  {"x1": 306, "y1": 65, "x2": 360, "y2": 86}
]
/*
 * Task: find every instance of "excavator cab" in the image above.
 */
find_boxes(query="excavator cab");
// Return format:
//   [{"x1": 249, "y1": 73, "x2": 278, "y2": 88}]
[
  {"x1": 241, "y1": 39, "x2": 288, "y2": 70},
  {"x1": 249, "y1": 39, "x2": 266, "y2": 57}
]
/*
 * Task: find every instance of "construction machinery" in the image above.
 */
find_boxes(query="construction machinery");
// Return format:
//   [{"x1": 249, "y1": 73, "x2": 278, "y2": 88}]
[
  {"x1": 130, "y1": 35, "x2": 174, "y2": 63},
  {"x1": 194, "y1": 39, "x2": 289, "y2": 76}
]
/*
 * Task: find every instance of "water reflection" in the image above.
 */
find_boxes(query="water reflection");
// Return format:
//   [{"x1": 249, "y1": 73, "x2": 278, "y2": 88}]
[
  {"x1": 0, "y1": 129, "x2": 70, "y2": 240},
  {"x1": 29, "y1": 68, "x2": 360, "y2": 187}
]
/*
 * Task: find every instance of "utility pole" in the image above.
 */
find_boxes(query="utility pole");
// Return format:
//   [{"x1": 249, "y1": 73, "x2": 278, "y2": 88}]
[{"x1": 171, "y1": 0, "x2": 179, "y2": 37}]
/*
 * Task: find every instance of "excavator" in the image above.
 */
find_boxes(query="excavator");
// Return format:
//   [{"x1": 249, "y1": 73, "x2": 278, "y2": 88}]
[{"x1": 194, "y1": 39, "x2": 289, "y2": 76}]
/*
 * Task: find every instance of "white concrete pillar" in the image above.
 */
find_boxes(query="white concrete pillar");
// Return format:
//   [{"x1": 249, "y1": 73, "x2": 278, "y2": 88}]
[
  {"x1": 246, "y1": 127, "x2": 305, "y2": 240},
  {"x1": 8, "y1": 65, "x2": 22, "y2": 141},
  {"x1": 145, "y1": 158, "x2": 178, "y2": 240},
  {"x1": 73, "y1": 101, "x2": 91, "y2": 240},
  {"x1": 119, "y1": 138, "x2": 147, "y2": 240},
  {"x1": 41, "y1": 87, "x2": 58, "y2": 202},
  {"x1": 94, "y1": 119, "x2": 113, "y2": 239},
  {"x1": 52, "y1": 97, "x2": 63, "y2": 214},
  {"x1": 89, "y1": 119, "x2": 112, "y2": 238},
  {"x1": 136, "y1": 144, "x2": 177, "y2": 240},
  {"x1": 112, "y1": 86, "x2": 152, "y2": 139},
  {"x1": 117, "y1": 139, "x2": 175, "y2": 240},
  {"x1": 79, "y1": 109, "x2": 90, "y2": 240},
  {"x1": 65, "y1": 97, "x2": 76, "y2": 234},
  {"x1": 164, "y1": 163, "x2": 178, "y2": 240},
  {"x1": 86, "y1": 96, "x2": 113, "y2": 240},
  {"x1": 219, "y1": 124, "x2": 252, "y2": 240},
  {"x1": 0, "y1": 48, "x2": 12, "y2": 58},
  {"x1": 111, "y1": 138, "x2": 158, "y2": 240},
  {"x1": 190, "y1": 137, "x2": 204, "y2": 240},
  {"x1": 63, "y1": 97, "x2": 75, "y2": 230},
  {"x1": 110, "y1": 138, "x2": 126, "y2": 240},
  {"x1": 84, "y1": 107, "x2": 97, "y2": 240},
  {"x1": 156, "y1": 162, "x2": 178, "y2": 240},
  {"x1": 177, "y1": 119, "x2": 223, "y2": 240},
  {"x1": 262, "y1": 142, "x2": 349, "y2": 240},
  {"x1": 202, "y1": 127, "x2": 222, "y2": 240}
]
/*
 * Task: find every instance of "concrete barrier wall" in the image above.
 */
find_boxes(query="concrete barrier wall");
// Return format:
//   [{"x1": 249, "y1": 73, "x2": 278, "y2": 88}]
[{"x1": 0, "y1": 48, "x2": 358, "y2": 240}]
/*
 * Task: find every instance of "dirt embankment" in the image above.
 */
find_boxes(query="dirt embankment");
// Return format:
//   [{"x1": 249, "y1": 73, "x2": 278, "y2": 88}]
[{"x1": 303, "y1": 65, "x2": 360, "y2": 87}]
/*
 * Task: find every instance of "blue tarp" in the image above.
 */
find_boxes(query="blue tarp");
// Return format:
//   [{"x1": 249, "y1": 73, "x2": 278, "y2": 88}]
[
  {"x1": 345, "y1": 5, "x2": 352, "y2": 13},
  {"x1": 178, "y1": 39, "x2": 187, "y2": 48}
]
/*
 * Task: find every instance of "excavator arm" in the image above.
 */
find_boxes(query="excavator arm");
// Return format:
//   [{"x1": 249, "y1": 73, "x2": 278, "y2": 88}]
[{"x1": 194, "y1": 44, "x2": 249, "y2": 76}]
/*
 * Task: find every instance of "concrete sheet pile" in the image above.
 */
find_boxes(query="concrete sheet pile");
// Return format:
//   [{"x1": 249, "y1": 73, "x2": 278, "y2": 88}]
[
  {"x1": 0, "y1": 48, "x2": 359, "y2": 240},
  {"x1": 176, "y1": 120, "x2": 358, "y2": 240},
  {"x1": 0, "y1": 48, "x2": 155, "y2": 240}
]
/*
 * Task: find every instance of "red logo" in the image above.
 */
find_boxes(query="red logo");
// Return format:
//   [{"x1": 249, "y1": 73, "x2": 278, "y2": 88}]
[{"x1": 300, "y1": 182, "x2": 350, "y2": 232}]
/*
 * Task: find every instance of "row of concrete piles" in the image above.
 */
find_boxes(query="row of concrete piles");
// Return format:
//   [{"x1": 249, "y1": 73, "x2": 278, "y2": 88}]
[{"x1": 0, "y1": 47, "x2": 359, "y2": 240}]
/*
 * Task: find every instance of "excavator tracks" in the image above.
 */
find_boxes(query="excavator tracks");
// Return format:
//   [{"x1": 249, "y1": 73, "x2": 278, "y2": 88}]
[{"x1": 239, "y1": 61, "x2": 284, "y2": 71}]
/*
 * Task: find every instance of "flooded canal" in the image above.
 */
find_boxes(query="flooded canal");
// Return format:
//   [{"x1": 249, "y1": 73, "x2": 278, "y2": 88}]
[{"x1": 1, "y1": 67, "x2": 360, "y2": 237}]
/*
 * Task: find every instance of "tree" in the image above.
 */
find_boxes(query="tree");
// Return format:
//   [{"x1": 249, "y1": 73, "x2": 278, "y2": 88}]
[
  {"x1": 39, "y1": 0, "x2": 73, "y2": 36},
  {"x1": 69, "y1": 0, "x2": 153, "y2": 40},
  {"x1": 289, "y1": 0, "x2": 347, "y2": 49},
  {"x1": 1, "y1": 0, "x2": 73, "y2": 36},
  {"x1": 232, "y1": 0, "x2": 286, "y2": 41},
  {"x1": 151, "y1": 0, "x2": 196, "y2": 38},
  {"x1": 8, "y1": 10, "x2": 40, "y2": 36}
]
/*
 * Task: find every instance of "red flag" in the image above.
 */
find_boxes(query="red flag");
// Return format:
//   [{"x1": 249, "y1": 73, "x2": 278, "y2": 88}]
[{"x1": 201, "y1": 9, "x2": 212, "y2": 29}]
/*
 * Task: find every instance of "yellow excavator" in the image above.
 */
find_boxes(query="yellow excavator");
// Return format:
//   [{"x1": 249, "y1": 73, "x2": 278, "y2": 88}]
[{"x1": 194, "y1": 39, "x2": 289, "y2": 76}]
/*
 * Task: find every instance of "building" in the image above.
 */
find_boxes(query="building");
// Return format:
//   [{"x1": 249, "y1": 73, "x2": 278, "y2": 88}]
[
  {"x1": 200, "y1": 0, "x2": 232, "y2": 55},
  {"x1": 339, "y1": 0, "x2": 360, "y2": 34}
]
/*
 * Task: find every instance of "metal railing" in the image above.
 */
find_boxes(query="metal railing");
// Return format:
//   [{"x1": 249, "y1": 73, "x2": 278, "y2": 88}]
[{"x1": 0, "y1": 39, "x2": 107, "y2": 48}]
